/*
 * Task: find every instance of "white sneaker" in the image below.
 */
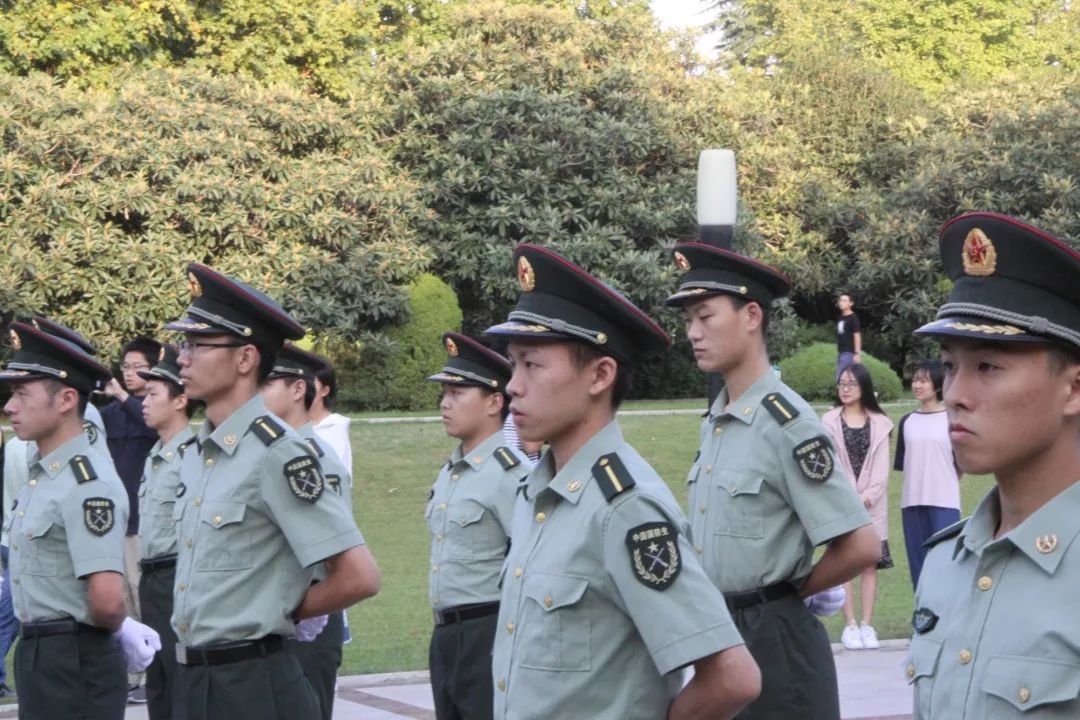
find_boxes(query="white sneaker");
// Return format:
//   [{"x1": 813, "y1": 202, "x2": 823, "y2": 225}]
[
  {"x1": 841, "y1": 624, "x2": 863, "y2": 650},
  {"x1": 860, "y1": 623, "x2": 880, "y2": 649}
]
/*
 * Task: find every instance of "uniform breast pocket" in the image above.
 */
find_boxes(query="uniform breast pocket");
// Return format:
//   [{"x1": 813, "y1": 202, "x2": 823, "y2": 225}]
[
  {"x1": 518, "y1": 572, "x2": 591, "y2": 672},
  {"x1": 905, "y1": 636, "x2": 943, "y2": 718},
  {"x1": 982, "y1": 656, "x2": 1080, "y2": 715},
  {"x1": 712, "y1": 471, "x2": 765, "y2": 539},
  {"x1": 195, "y1": 502, "x2": 252, "y2": 572},
  {"x1": 448, "y1": 500, "x2": 501, "y2": 558},
  {"x1": 19, "y1": 516, "x2": 60, "y2": 577}
]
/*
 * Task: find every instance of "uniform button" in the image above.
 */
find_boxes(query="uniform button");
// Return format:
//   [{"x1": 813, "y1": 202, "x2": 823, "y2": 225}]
[
  {"x1": 12, "y1": 578, "x2": 18, "y2": 585},
  {"x1": 714, "y1": 427, "x2": 722, "y2": 436},
  {"x1": 178, "y1": 584, "x2": 186, "y2": 591},
  {"x1": 535, "y1": 512, "x2": 546, "y2": 524},
  {"x1": 451, "y1": 474, "x2": 459, "y2": 481},
  {"x1": 193, "y1": 497, "x2": 202, "y2": 507},
  {"x1": 906, "y1": 664, "x2": 915, "y2": 679},
  {"x1": 431, "y1": 597, "x2": 439, "y2": 605},
  {"x1": 497, "y1": 678, "x2": 506, "y2": 692},
  {"x1": 165, "y1": 452, "x2": 173, "y2": 459},
  {"x1": 27, "y1": 480, "x2": 36, "y2": 487},
  {"x1": 543, "y1": 596, "x2": 553, "y2": 609},
  {"x1": 179, "y1": 623, "x2": 188, "y2": 633},
  {"x1": 438, "y1": 503, "x2": 447, "y2": 510},
  {"x1": 431, "y1": 565, "x2": 439, "y2": 573},
  {"x1": 705, "y1": 465, "x2": 712, "y2": 473},
  {"x1": 205, "y1": 458, "x2": 214, "y2": 466},
  {"x1": 958, "y1": 649, "x2": 972, "y2": 664},
  {"x1": 17, "y1": 511, "x2": 23, "y2": 517},
  {"x1": 436, "y1": 534, "x2": 443, "y2": 542},
  {"x1": 506, "y1": 623, "x2": 515, "y2": 634},
  {"x1": 11, "y1": 545, "x2": 16, "y2": 551},
  {"x1": 694, "y1": 546, "x2": 703, "y2": 554},
  {"x1": 185, "y1": 539, "x2": 193, "y2": 548},
  {"x1": 513, "y1": 567, "x2": 523, "y2": 577},
  {"x1": 977, "y1": 576, "x2": 992, "y2": 591},
  {"x1": 1018, "y1": 687, "x2": 1030, "y2": 703},
  {"x1": 699, "y1": 505, "x2": 705, "y2": 514},
  {"x1": 212, "y1": 515, "x2": 222, "y2": 526}
]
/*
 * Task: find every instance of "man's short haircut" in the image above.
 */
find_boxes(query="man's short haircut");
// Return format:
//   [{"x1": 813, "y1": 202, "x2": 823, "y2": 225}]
[
  {"x1": 43, "y1": 378, "x2": 88, "y2": 417},
  {"x1": 315, "y1": 363, "x2": 338, "y2": 410},
  {"x1": 913, "y1": 359, "x2": 945, "y2": 401},
  {"x1": 566, "y1": 342, "x2": 633, "y2": 410},
  {"x1": 302, "y1": 378, "x2": 316, "y2": 411},
  {"x1": 255, "y1": 346, "x2": 275, "y2": 383},
  {"x1": 121, "y1": 336, "x2": 162, "y2": 366},
  {"x1": 839, "y1": 292, "x2": 854, "y2": 304},
  {"x1": 162, "y1": 379, "x2": 202, "y2": 419},
  {"x1": 728, "y1": 295, "x2": 771, "y2": 337},
  {"x1": 1046, "y1": 343, "x2": 1080, "y2": 375}
]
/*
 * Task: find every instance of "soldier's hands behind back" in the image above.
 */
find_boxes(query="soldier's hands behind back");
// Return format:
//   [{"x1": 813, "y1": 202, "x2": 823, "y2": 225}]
[{"x1": 114, "y1": 617, "x2": 161, "y2": 672}]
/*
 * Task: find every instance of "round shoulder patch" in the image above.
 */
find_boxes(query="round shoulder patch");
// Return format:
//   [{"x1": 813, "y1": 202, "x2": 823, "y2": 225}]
[
  {"x1": 285, "y1": 455, "x2": 325, "y2": 503},
  {"x1": 625, "y1": 521, "x2": 681, "y2": 590}
]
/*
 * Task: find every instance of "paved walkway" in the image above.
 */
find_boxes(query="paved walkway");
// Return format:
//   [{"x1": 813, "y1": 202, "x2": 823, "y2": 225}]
[{"x1": 0, "y1": 641, "x2": 913, "y2": 719}]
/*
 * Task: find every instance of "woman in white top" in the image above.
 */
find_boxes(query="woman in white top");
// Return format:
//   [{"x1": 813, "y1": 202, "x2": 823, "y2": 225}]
[
  {"x1": 311, "y1": 362, "x2": 353, "y2": 479},
  {"x1": 893, "y1": 359, "x2": 961, "y2": 590}
]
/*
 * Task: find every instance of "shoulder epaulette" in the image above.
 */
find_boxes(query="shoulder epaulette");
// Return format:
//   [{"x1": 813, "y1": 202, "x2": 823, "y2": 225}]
[
  {"x1": 250, "y1": 415, "x2": 286, "y2": 446},
  {"x1": 306, "y1": 437, "x2": 326, "y2": 458},
  {"x1": 923, "y1": 518, "x2": 968, "y2": 549},
  {"x1": 762, "y1": 392, "x2": 800, "y2": 426},
  {"x1": 494, "y1": 446, "x2": 521, "y2": 471},
  {"x1": 591, "y1": 452, "x2": 636, "y2": 502},
  {"x1": 178, "y1": 437, "x2": 197, "y2": 458},
  {"x1": 70, "y1": 455, "x2": 98, "y2": 484}
]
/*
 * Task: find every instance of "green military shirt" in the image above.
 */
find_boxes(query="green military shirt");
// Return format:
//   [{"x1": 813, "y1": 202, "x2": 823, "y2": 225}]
[
  {"x1": 427, "y1": 430, "x2": 526, "y2": 610},
  {"x1": 138, "y1": 426, "x2": 195, "y2": 561},
  {"x1": 687, "y1": 371, "x2": 870, "y2": 592},
  {"x1": 907, "y1": 483, "x2": 1080, "y2": 718},
  {"x1": 171, "y1": 396, "x2": 364, "y2": 647},
  {"x1": 492, "y1": 422, "x2": 745, "y2": 720},
  {"x1": 6, "y1": 432, "x2": 128, "y2": 625}
]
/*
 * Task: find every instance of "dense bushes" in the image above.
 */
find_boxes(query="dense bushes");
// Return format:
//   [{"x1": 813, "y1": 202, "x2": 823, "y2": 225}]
[{"x1": 778, "y1": 343, "x2": 903, "y2": 403}]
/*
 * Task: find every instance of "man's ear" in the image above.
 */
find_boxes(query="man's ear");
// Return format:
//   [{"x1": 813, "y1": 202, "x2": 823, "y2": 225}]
[
  {"x1": 1061, "y1": 360, "x2": 1080, "y2": 419},
  {"x1": 586, "y1": 355, "x2": 618, "y2": 400},
  {"x1": 235, "y1": 345, "x2": 260, "y2": 377},
  {"x1": 486, "y1": 390, "x2": 505, "y2": 419}
]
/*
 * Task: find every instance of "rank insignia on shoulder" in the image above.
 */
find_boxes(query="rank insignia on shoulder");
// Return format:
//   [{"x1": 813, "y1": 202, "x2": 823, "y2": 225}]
[
  {"x1": 762, "y1": 393, "x2": 799, "y2": 425},
  {"x1": 82, "y1": 420, "x2": 99, "y2": 445},
  {"x1": 71, "y1": 455, "x2": 98, "y2": 484},
  {"x1": 250, "y1": 415, "x2": 286, "y2": 446},
  {"x1": 912, "y1": 607, "x2": 939, "y2": 634},
  {"x1": 178, "y1": 437, "x2": 197, "y2": 458},
  {"x1": 923, "y1": 518, "x2": 967, "y2": 549},
  {"x1": 306, "y1": 437, "x2": 325, "y2": 458},
  {"x1": 793, "y1": 437, "x2": 834, "y2": 482},
  {"x1": 626, "y1": 521, "x2": 681, "y2": 590},
  {"x1": 285, "y1": 455, "x2": 325, "y2": 503},
  {"x1": 494, "y1": 446, "x2": 520, "y2": 471},
  {"x1": 592, "y1": 453, "x2": 636, "y2": 501},
  {"x1": 83, "y1": 497, "x2": 115, "y2": 536},
  {"x1": 327, "y1": 474, "x2": 342, "y2": 495}
]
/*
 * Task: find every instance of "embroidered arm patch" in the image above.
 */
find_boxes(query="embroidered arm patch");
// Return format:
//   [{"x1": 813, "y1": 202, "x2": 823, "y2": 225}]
[
  {"x1": 625, "y1": 522, "x2": 681, "y2": 590},
  {"x1": 83, "y1": 497, "x2": 116, "y2": 536},
  {"x1": 285, "y1": 456, "x2": 325, "y2": 503},
  {"x1": 792, "y1": 437, "x2": 834, "y2": 482}
]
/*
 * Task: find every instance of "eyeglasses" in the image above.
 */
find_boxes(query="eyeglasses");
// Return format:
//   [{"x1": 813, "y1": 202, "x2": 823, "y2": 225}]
[
  {"x1": 835, "y1": 382, "x2": 859, "y2": 390},
  {"x1": 178, "y1": 340, "x2": 248, "y2": 356},
  {"x1": 120, "y1": 363, "x2": 150, "y2": 372}
]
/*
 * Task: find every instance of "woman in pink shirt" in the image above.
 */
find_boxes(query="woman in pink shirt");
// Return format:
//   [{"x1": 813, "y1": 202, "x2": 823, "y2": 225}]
[
  {"x1": 822, "y1": 363, "x2": 893, "y2": 651},
  {"x1": 893, "y1": 359, "x2": 961, "y2": 590}
]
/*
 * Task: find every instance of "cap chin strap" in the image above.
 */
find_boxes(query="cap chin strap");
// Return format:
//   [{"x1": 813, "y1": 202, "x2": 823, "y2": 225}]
[
  {"x1": 188, "y1": 306, "x2": 252, "y2": 338},
  {"x1": 938, "y1": 302, "x2": 1080, "y2": 348},
  {"x1": 508, "y1": 310, "x2": 608, "y2": 346},
  {"x1": 7, "y1": 362, "x2": 69, "y2": 381},
  {"x1": 441, "y1": 367, "x2": 498, "y2": 388}
]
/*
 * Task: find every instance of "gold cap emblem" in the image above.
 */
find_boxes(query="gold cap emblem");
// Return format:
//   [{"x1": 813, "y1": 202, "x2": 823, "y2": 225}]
[
  {"x1": 962, "y1": 228, "x2": 997, "y2": 277},
  {"x1": 673, "y1": 251, "x2": 691, "y2": 272},
  {"x1": 517, "y1": 256, "x2": 536, "y2": 292},
  {"x1": 1036, "y1": 534, "x2": 1058, "y2": 554},
  {"x1": 188, "y1": 271, "x2": 203, "y2": 298},
  {"x1": 445, "y1": 337, "x2": 459, "y2": 357},
  {"x1": 9, "y1": 329, "x2": 21, "y2": 350}
]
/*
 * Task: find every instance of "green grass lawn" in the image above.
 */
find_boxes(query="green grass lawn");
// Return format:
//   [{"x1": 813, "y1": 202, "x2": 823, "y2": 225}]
[{"x1": 342, "y1": 402, "x2": 994, "y2": 675}]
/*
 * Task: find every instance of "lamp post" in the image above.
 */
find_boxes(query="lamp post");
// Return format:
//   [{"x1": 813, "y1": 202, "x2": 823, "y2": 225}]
[{"x1": 696, "y1": 150, "x2": 736, "y2": 405}]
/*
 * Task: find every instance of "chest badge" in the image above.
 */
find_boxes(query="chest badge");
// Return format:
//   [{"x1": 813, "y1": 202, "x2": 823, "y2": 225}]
[
  {"x1": 625, "y1": 522, "x2": 681, "y2": 591},
  {"x1": 912, "y1": 607, "x2": 939, "y2": 634},
  {"x1": 793, "y1": 437, "x2": 834, "y2": 482},
  {"x1": 83, "y1": 497, "x2": 116, "y2": 536},
  {"x1": 285, "y1": 456, "x2": 325, "y2": 503}
]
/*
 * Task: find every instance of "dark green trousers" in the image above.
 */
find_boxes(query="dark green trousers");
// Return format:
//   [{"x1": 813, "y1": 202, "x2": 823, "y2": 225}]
[
  {"x1": 732, "y1": 594, "x2": 840, "y2": 720},
  {"x1": 173, "y1": 645, "x2": 319, "y2": 720},
  {"x1": 14, "y1": 630, "x2": 126, "y2": 720},
  {"x1": 429, "y1": 613, "x2": 497, "y2": 720},
  {"x1": 139, "y1": 564, "x2": 179, "y2": 720},
  {"x1": 287, "y1": 611, "x2": 344, "y2": 720}
]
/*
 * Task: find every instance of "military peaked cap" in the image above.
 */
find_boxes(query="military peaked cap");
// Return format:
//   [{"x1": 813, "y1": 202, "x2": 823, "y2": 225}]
[
  {"x1": 664, "y1": 242, "x2": 790, "y2": 307},
  {"x1": 267, "y1": 343, "x2": 325, "y2": 382},
  {"x1": 1, "y1": 321, "x2": 111, "y2": 394},
  {"x1": 137, "y1": 343, "x2": 183, "y2": 386},
  {"x1": 426, "y1": 332, "x2": 511, "y2": 390}
]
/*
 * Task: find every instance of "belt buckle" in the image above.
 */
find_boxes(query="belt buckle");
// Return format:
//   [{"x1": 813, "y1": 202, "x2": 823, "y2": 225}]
[{"x1": 176, "y1": 644, "x2": 189, "y2": 665}]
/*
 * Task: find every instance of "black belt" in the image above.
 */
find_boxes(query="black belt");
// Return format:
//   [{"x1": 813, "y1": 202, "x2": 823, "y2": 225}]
[
  {"x1": 724, "y1": 582, "x2": 796, "y2": 612},
  {"x1": 176, "y1": 635, "x2": 285, "y2": 666},
  {"x1": 20, "y1": 619, "x2": 111, "y2": 640},
  {"x1": 139, "y1": 553, "x2": 178, "y2": 572},
  {"x1": 434, "y1": 602, "x2": 500, "y2": 627}
]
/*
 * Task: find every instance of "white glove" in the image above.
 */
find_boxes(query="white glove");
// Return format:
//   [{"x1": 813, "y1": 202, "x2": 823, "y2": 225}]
[
  {"x1": 803, "y1": 586, "x2": 846, "y2": 617},
  {"x1": 295, "y1": 615, "x2": 329, "y2": 642},
  {"x1": 114, "y1": 617, "x2": 161, "y2": 672}
]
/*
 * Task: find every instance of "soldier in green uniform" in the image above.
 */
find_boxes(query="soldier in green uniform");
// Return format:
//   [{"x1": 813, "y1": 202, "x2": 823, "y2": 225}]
[
  {"x1": 0, "y1": 321, "x2": 161, "y2": 720},
  {"x1": 664, "y1": 243, "x2": 880, "y2": 719},
  {"x1": 259, "y1": 342, "x2": 374, "y2": 720},
  {"x1": 424, "y1": 331, "x2": 528, "y2": 720},
  {"x1": 165, "y1": 263, "x2": 380, "y2": 720},
  {"x1": 136, "y1": 344, "x2": 199, "y2": 719},
  {"x1": 906, "y1": 212, "x2": 1080, "y2": 718},
  {"x1": 485, "y1": 244, "x2": 761, "y2": 720}
]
